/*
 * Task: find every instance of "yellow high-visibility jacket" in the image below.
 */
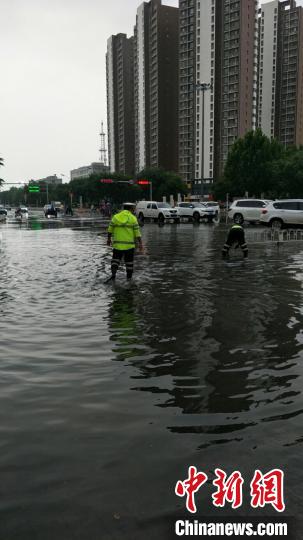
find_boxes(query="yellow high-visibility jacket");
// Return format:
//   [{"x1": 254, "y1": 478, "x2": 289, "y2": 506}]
[{"x1": 108, "y1": 210, "x2": 141, "y2": 250}]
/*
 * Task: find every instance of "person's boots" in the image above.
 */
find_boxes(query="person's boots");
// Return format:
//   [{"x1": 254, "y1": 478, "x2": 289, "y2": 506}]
[{"x1": 110, "y1": 266, "x2": 117, "y2": 280}]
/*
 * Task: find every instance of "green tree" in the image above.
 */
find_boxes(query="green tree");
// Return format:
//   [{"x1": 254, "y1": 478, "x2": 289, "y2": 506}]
[
  {"x1": 136, "y1": 168, "x2": 188, "y2": 200},
  {"x1": 270, "y1": 147, "x2": 303, "y2": 198},
  {"x1": 68, "y1": 173, "x2": 142, "y2": 207},
  {"x1": 215, "y1": 129, "x2": 284, "y2": 199},
  {"x1": 0, "y1": 168, "x2": 188, "y2": 208}
]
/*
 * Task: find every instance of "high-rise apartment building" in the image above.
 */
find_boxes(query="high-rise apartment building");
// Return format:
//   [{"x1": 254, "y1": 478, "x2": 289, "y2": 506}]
[
  {"x1": 134, "y1": 0, "x2": 179, "y2": 173},
  {"x1": 179, "y1": 0, "x2": 258, "y2": 188},
  {"x1": 257, "y1": 0, "x2": 303, "y2": 147},
  {"x1": 215, "y1": 0, "x2": 258, "y2": 178},
  {"x1": 106, "y1": 33, "x2": 135, "y2": 175}
]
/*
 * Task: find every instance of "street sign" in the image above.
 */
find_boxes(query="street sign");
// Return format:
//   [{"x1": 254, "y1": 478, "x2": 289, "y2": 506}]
[{"x1": 28, "y1": 185, "x2": 40, "y2": 193}]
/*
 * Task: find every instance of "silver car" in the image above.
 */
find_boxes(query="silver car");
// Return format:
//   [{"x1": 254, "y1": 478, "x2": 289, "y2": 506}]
[
  {"x1": 260, "y1": 199, "x2": 303, "y2": 229},
  {"x1": 176, "y1": 202, "x2": 216, "y2": 222},
  {"x1": 228, "y1": 199, "x2": 272, "y2": 224}
]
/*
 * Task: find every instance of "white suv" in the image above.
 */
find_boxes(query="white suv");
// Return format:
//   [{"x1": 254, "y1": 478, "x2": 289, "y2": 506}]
[
  {"x1": 135, "y1": 201, "x2": 180, "y2": 223},
  {"x1": 176, "y1": 202, "x2": 216, "y2": 222},
  {"x1": 204, "y1": 201, "x2": 220, "y2": 216},
  {"x1": 260, "y1": 199, "x2": 303, "y2": 228},
  {"x1": 228, "y1": 199, "x2": 271, "y2": 224}
]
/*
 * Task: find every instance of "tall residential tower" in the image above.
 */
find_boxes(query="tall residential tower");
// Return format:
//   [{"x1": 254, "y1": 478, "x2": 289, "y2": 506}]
[
  {"x1": 106, "y1": 33, "x2": 135, "y2": 175},
  {"x1": 179, "y1": 0, "x2": 258, "y2": 190},
  {"x1": 257, "y1": 0, "x2": 303, "y2": 147},
  {"x1": 134, "y1": 0, "x2": 179, "y2": 173}
]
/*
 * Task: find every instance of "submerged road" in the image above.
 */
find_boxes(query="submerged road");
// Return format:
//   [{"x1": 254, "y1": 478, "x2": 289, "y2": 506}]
[{"x1": 0, "y1": 213, "x2": 302, "y2": 539}]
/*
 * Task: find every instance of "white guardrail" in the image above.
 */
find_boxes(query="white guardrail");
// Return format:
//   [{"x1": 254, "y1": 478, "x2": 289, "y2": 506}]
[{"x1": 246, "y1": 229, "x2": 303, "y2": 244}]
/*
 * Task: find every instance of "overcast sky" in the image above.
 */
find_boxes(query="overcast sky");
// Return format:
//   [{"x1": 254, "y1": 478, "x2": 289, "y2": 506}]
[{"x1": 1, "y1": 0, "x2": 302, "y2": 185}]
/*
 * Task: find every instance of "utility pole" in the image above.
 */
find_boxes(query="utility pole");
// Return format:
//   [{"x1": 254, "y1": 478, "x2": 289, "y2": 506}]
[{"x1": 195, "y1": 83, "x2": 212, "y2": 199}]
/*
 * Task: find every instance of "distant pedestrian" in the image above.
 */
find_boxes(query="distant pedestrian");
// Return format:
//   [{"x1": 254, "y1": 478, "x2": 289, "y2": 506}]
[
  {"x1": 107, "y1": 202, "x2": 143, "y2": 280},
  {"x1": 222, "y1": 224, "x2": 248, "y2": 259},
  {"x1": 105, "y1": 202, "x2": 112, "y2": 218}
]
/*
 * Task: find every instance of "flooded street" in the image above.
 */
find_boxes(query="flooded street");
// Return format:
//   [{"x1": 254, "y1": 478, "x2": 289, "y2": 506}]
[{"x1": 0, "y1": 214, "x2": 303, "y2": 539}]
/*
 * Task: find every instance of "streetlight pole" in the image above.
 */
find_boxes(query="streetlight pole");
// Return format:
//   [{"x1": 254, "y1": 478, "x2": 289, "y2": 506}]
[{"x1": 195, "y1": 82, "x2": 212, "y2": 199}]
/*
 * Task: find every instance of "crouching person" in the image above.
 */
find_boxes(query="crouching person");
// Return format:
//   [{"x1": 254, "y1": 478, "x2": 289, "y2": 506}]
[{"x1": 222, "y1": 224, "x2": 248, "y2": 259}]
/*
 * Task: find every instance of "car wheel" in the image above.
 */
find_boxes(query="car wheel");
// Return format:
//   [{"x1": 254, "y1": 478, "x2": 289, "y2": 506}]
[
  {"x1": 193, "y1": 212, "x2": 200, "y2": 223},
  {"x1": 175, "y1": 218, "x2": 180, "y2": 224},
  {"x1": 233, "y1": 213, "x2": 244, "y2": 225},
  {"x1": 158, "y1": 213, "x2": 165, "y2": 224},
  {"x1": 138, "y1": 212, "x2": 144, "y2": 225},
  {"x1": 270, "y1": 218, "x2": 283, "y2": 230}
]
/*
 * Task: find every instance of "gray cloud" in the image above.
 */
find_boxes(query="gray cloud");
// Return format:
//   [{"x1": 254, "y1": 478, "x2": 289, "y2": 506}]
[{"x1": 0, "y1": 0, "x2": 301, "y2": 184}]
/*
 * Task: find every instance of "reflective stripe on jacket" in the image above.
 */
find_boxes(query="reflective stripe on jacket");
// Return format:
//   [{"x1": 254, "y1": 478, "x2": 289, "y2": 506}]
[{"x1": 108, "y1": 210, "x2": 141, "y2": 250}]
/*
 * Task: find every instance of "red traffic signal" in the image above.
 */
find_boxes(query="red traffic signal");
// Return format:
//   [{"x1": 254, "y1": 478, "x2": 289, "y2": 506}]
[
  {"x1": 100, "y1": 178, "x2": 114, "y2": 184},
  {"x1": 39, "y1": 183, "x2": 47, "y2": 192},
  {"x1": 137, "y1": 179, "x2": 150, "y2": 186}
]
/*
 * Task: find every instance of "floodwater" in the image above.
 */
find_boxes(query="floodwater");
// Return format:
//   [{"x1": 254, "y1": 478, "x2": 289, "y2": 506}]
[{"x1": 0, "y1": 212, "x2": 303, "y2": 539}]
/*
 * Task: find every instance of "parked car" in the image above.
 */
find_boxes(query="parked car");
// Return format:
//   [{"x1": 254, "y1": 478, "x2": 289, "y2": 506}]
[
  {"x1": 0, "y1": 208, "x2": 7, "y2": 222},
  {"x1": 204, "y1": 201, "x2": 220, "y2": 216},
  {"x1": 228, "y1": 199, "x2": 271, "y2": 224},
  {"x1": 44, "y1": 204, "x2": 57, "y2": 218},
  {"x1": 135, "y1": 201, "x2": 180, "y2": 223},
  {"x1": 176, "y1": 202, "x2": 216, "y2": 222},
  {"x1": 260, "y1": 199, "x2": 303, "y2": 229},
  {"x1": 15, "y1": 207, "x2": 29, "y2": 220}
]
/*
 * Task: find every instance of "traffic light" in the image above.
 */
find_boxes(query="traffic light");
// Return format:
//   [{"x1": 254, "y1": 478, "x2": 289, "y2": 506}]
[
  {"x1": 39, "y1": 183, "x2": 47, "y2": 192},
  {"x1": 28, "y1": 184, "x2": 40, "y2": 193},
  {"x1": 137, "y1": 179, "x2": 150, "y2": 186}
]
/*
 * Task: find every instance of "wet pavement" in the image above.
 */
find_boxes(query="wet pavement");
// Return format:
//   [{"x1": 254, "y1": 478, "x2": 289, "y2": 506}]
[{"x1": 0, "y1": 211, "x2": 302, "y2": 539}]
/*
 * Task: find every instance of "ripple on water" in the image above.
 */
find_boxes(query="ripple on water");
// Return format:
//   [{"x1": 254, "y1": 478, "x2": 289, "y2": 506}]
[{"x1": 0, "y1": 221, "x2": 303, "y2": 536}]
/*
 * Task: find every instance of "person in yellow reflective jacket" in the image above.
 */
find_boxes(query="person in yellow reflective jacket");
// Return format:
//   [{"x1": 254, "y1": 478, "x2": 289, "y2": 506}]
[
  {"x1": 107, "y1": 202, "x2": 143, "y2": 280},
  {"x1": 222, "y1": 224, "x2": 248, "y2": 259}
]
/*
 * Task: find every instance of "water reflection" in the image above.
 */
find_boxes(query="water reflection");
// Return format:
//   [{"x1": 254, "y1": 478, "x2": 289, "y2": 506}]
[
  {"x1": 0, "y1": 222, "x2": 303, "y2": 537},
  {"x1": 107, "y1": 227, "x2": 303, "y2": 455}
]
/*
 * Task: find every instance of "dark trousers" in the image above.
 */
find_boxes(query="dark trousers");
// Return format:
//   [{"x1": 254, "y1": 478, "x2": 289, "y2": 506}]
[
  {"x1": 222, "y1": 228, "x2": 248, "y2": 258},
  {"x1": 111, "y1": 248, "x2": 135, "y2": 278}
]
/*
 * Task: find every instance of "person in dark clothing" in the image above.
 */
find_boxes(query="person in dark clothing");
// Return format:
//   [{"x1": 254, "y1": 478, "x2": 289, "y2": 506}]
[{"x1": 222, "y1": 224, "x2": 248, "y2": 259}]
